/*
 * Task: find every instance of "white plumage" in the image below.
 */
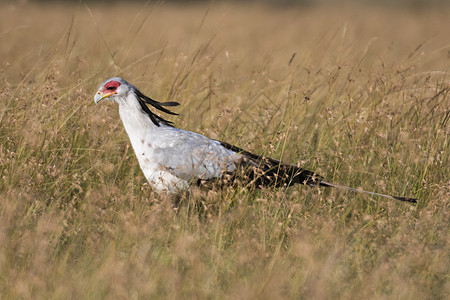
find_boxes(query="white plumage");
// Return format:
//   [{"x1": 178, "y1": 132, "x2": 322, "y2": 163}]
[
  {"x1": 94, "y1": 77, "x2": 417, "y2": 203},
  {"x1": 95, "y1": 77, "x2": 240, "y2": 193}
]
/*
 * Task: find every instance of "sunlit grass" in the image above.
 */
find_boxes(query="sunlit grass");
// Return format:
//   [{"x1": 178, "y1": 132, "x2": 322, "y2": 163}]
[{"x1": 0, "y1": 2, "x2": 448, "y2": 299}]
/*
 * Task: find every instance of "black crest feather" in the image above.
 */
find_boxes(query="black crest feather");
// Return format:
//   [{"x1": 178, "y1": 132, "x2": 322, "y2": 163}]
[{"x1": 135, "y1": 89, "x2": 179, "y2": 127}]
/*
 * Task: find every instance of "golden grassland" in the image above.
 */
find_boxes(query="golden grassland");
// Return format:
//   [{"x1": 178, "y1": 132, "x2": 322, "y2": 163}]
[{"x1": 0, "y1": 1, "x2": 449, "y2": 298}]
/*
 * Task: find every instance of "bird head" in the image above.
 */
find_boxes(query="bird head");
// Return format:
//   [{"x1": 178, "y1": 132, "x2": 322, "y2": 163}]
[
  {"x1": 94, "y1": 77, "x2": 133, "y2": 105},
  {"x1": 94, "y1": 77, "x2": 180, "y2": 127}
]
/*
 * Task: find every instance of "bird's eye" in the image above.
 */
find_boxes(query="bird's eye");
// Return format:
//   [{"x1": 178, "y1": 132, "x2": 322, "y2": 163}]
[{"x1": 106, "y1": 86, "x2": 116, "y2": 90}]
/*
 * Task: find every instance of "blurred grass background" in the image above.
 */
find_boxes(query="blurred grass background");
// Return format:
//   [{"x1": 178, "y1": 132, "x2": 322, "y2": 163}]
[{"x1": 0, "y1": 0, "x2": 449, "y2": 299}]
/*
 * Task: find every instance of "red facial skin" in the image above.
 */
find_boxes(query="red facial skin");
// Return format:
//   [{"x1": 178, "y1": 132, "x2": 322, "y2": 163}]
[{"x1": 101, "y1": 80, "x2": 121, "y2": 93}]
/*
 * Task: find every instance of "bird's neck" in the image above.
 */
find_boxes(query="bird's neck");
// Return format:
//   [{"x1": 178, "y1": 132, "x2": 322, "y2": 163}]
[{"x1": 117, "y1": 94, "x2": 159, "y2": 153}]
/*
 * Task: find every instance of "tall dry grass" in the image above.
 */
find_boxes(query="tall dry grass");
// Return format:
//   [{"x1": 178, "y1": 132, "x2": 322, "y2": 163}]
[{"x1": 0, "y1": 1, "x2": 448, "y2": 299}]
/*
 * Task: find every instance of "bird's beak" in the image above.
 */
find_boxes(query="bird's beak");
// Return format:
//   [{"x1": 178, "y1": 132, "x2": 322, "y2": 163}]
[{"x1": 94, "y1": 91, "x2": 116, "y2": 104}]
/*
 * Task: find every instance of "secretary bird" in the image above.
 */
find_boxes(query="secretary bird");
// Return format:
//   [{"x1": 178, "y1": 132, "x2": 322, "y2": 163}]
[{"x1": 94, "y1": 77, "x2": 417, "y2": 203}]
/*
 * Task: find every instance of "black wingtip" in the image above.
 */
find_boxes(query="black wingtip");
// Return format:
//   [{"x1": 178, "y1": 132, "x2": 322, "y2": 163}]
[{"x1": 393, "y1": 196, "x2": 418, "y2": 204}]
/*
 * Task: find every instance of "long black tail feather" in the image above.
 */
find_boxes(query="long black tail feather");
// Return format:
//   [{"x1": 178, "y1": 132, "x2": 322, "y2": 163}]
[
  {"x1": 319, "y1": 181, "x2": 417, "y2": 203},
  {"x1": 218, "y1": 141, "x2": 417, "y2": 204}
]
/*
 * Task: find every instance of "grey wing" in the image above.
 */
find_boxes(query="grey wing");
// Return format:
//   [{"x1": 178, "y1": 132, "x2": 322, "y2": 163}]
[{"x1": 146, "y1": 128, "x2": 241, "y2": 181}]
